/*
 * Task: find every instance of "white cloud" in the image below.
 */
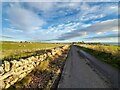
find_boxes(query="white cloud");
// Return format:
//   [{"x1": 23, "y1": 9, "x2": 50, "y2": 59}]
[
  {"x1": 81, "y1": 14, "x2": 105, "y2": 21},
  {"x1": 0, "y1": 35, "x2": 15, "y2": 39},
  {"x1": 26, "y1": 2, "x2": 55, "y2": 12},
  {"x1": 96, "y1": 32, "x2": 103, "y2": 35},
  {"x1": 89, "y1": 19, "x2": 118, "y2": 33},
  {"x1": 29, "y1": 22, "x2": 85, "y2": 41},
  {"x1": 56, "y1": 2, "x2": 81, "y2": 9},
  {"x1": 56, "y1": 19, "x2": 118, "y2": 40},
  {"x1": 7, "y1": 5, "x2": 46, "y2": 32},
  {"x1": 85, "y1": 33, "x2": 118, "y2": 40},
  {"x1": 78, "y1": 2, "x2": 118, "y2": 22}
]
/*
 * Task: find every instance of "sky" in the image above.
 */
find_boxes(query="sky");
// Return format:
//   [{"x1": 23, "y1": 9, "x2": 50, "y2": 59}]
[{"x1": 0, "y1": 1, "x2": 119, "y2": 43}]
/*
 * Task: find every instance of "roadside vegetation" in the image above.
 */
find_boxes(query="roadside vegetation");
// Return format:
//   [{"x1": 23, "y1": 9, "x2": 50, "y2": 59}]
[
  {"x1": 77, "y1": 44, "x2": 120, "y2": 69},
  {"x1": 0, "y1": 41, "x2": 65, "y2": 61}
]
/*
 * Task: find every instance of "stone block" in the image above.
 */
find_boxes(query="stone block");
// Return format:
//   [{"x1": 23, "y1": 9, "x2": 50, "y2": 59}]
[
  {"x1": 18, "y1": 72, "x2": 27, "y2": 81},
  {"x1": 4, "y1": 81, "x2": 11, "y2": 89},
  {"x1": 0, "y1": 71, "x2": 13, "y2": 80},
  {"x1": 17, "y1": 61, "x2": 23, "y2": 67},
  {"x1": 20, "y1": 59, "x2": 26, "y2": 64},
  {"x1": 14, "y1": 67, "x2": 24, "y2": 73},
  {"x1": 32, "y1": 62, "x2": 36, "y2": 67},
  {"x1": 9, "y1": 76, "x2": 18, "y2": 86},
  {"x1": 0, "y1": 80, "x2": 5, "y2": 89},
  {"x1": 4, "y1": 61, "x2": 10, "y2": 72},
  {"x1": 36, "y1": 62, "x2": 40, "y2": 66},
  {"x1": 0, "y1": 66, "x2": 4, "y2": 75},
  {"x1": 39, "y1": 55, "x2": 44, "y2": 61},
  {"x1": 57, "y1": 51, "x2": 62, "y2": 56},
  {"x1": 51, "y1": 51, "x2": 56, "y2": 56},
  {"x1": 30, "y1": 56, "x2": 36, "y2": 61},
  {"x1": 44, "y1": 54, "x2": 47, "y2": 58},
  {"x1": 47, "y1": 52, "x2": 52, "y2": 57},
  {"x1": 10, "y1": 60, "x2": 17, "y2": 70},
  {"x1": 35, "y1": 56, "x2": 39, "y2": 60},
  {"x1": 5, "y1": 76, "x2": 13, "y2": 83},
  {"x1": 23, "y1": 65, "x2": 28, "y2": 70}
]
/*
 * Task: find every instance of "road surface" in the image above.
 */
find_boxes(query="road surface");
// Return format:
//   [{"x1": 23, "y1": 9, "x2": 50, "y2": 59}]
[{"x1": 58, "y1": 46, "x2": 112, "y2": 88}]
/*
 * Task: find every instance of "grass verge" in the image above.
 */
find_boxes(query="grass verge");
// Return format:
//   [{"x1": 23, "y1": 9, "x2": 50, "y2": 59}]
[{"x1": 76, "y1": 45, "x2": 120, "y2": 69}]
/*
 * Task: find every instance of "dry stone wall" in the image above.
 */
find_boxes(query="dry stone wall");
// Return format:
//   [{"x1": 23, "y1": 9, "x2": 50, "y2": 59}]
[{"x1": 0, "y1": 45, "x2": 69, "y2": 90}]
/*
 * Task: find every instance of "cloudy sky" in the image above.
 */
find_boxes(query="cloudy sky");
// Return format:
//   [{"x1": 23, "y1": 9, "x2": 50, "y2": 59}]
[{"x1": 1, "y1": 1, "x2": 119, "y2": 42}]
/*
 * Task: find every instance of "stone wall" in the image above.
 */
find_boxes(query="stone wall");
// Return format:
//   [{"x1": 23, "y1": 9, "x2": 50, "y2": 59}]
[{"x1": 0, "y1": 45, "x2": 69, "y2": 90}]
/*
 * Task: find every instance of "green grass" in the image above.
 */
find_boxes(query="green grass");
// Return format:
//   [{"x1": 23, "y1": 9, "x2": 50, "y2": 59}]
[
  {"x1": 0, "y1": 41, "x2": 65, "y2": 61},
  {"x1": 77, "y1": 44, "x2": 120, "y2": 69}
]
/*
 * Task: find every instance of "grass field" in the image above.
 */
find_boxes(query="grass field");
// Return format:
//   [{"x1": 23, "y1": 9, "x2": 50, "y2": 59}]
[
  {"x1": 0, "y1": 41, "x2": 65, "y2": 61},
  {"x1": 77, "y1": 44, "x2": 120, "y2": 69}
]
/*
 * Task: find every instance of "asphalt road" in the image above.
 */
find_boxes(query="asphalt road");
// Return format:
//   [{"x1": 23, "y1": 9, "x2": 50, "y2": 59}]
[{"x1": 58, "y1": 46, "x2": 112, "y2": 88}]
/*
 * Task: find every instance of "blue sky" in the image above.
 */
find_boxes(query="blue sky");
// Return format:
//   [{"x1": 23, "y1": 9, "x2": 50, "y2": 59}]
[{"x1": 1, "y1": 1, "x2": 119, "y2": 42}]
